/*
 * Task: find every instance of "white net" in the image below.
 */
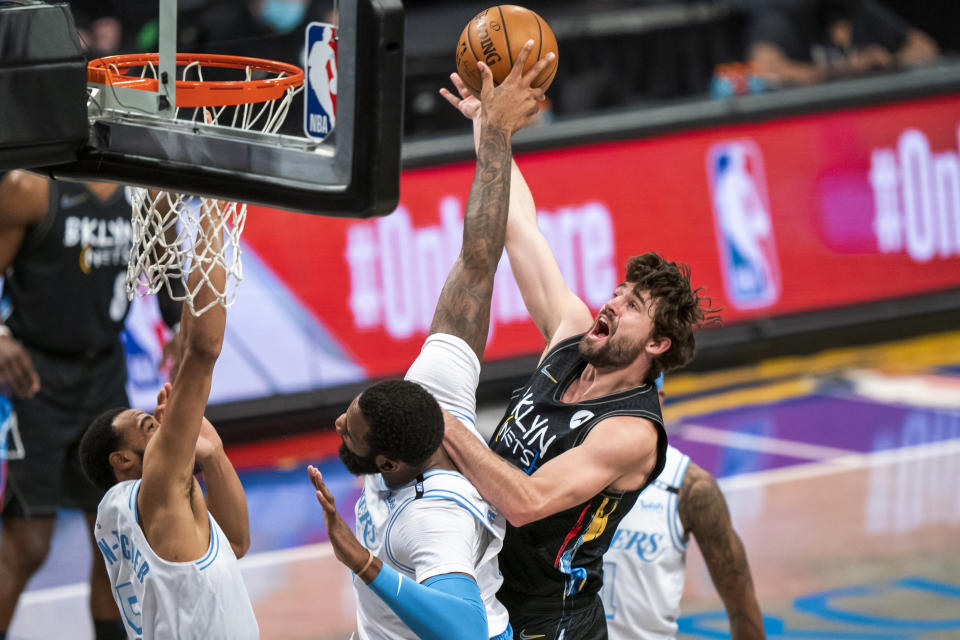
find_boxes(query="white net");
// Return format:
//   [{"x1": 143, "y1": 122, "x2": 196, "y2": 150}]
[
  {"x1": 122, "y1": 59, "x2": 302, "y2": 316},
  {"x1": 128, "y1": 193, "x2": 246, "y2": 317}
]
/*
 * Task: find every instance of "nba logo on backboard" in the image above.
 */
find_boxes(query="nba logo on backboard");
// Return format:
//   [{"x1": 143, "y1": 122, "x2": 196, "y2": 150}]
[
  {"x1": 304, "y1": 22, "x2": 337, "y2": 140},
  {"x1": 706, "y1": 140, "x2": 781, "y2": 309}
]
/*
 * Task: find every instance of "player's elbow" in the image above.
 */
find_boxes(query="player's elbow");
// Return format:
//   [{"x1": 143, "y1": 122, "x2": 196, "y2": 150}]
[
  {"x1": 502, "y1": 495, "x2": 547, "y2": 528},
  {"x1": 505, "y1": 511, "x2": 535, "y2": 528},
  {"x1": 183, "y1": 333, "x2": 223, "y2": 363}
]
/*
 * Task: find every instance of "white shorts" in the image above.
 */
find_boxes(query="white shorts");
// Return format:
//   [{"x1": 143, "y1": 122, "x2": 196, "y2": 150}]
[{"x1": 404, "y1": 333, "x2": 484, "y2": 442}]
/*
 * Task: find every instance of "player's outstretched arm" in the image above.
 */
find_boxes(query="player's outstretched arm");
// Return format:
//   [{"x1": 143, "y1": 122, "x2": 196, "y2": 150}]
[
  {"x1": 308, "y1": 467, "x2": 489, "y2": 640},
  {"x1": 429, "y1": 42, "x2": 551, "y2": 362},
  {"x1": 440, "y1": 75, "x2": 591, "y2": 354},
  {"x1": 444, "y1": 412, "x2": 658, "y2": 526},
  {"x1": 149, "y1": 382, "x2": 249, "y2": 557},
  {"x1": 503, "y1": 156, "x2": 593, "y2": 352},
  {"x1": 678, "y1": 463, "x2": 766, "y2": 640},
  {"x1": 140, "y1": 206, "x2": 226, "y2": 505}
]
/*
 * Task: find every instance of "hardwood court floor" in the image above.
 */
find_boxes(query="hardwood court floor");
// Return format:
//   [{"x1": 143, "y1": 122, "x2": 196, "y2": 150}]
[{"x1": 9, "y1": 331, "x2": 960, "y2": 639}]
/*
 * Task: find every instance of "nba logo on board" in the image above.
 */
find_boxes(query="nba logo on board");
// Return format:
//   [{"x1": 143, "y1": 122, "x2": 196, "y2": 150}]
[
  {"x1": 304, "y1": 22, "x2": 337, "y2": 140},
  {"x1": 706, "y1": 140, "x2": 781, "y2": 309}
]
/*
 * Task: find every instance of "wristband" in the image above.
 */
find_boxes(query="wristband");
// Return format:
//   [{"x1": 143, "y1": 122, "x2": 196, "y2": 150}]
[{"x1": 355, "y1": 549, "x2": 375, "y2": 575}]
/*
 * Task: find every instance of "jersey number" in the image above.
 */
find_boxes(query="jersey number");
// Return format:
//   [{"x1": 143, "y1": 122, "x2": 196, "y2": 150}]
[
  {"x1": 109, "y1": 272, "x2": 129, "y2": 322},
  {"x1": 116, "y1": 581, "x2": 143, "y2": 635},
  {"x1": 601, "y1": 561, "x2": 617, "y2": 620}
]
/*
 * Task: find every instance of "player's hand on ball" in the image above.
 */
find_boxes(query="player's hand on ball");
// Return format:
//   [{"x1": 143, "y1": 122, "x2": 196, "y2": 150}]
[
  {"x1": 479, "y1": 39, "x2": 554, "y2": 135},
  {"x1": 439, "y1": 72, "x2": 481, "y2": 121}
]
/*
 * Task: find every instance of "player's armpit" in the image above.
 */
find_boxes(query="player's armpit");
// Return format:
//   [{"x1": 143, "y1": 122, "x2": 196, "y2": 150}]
[{"x1": 678, "y1": 464, "x2": 766, "y2": 640}]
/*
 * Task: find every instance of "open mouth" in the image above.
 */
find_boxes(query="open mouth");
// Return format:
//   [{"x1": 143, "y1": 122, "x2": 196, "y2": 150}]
[{"x1": 590, "y1": 315, "x2": 611, "y2": 340}]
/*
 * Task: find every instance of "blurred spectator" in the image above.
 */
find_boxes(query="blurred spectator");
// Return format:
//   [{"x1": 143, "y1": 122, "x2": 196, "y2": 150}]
[
  {"x1": 747, "y1": 0, "x2": 939, "y2": 87},
  {"x1": 69, "y1": 0, "x2": 123, "y2": 57},
  {"x1": 185, "y1": 0, "x2": 326, "y2": 48}
]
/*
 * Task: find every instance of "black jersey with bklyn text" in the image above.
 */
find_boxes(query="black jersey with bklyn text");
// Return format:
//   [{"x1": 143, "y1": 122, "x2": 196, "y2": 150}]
[
  {"x1": 489, "y1": 333, "x2": 667, "y2": 609},
  {"x1": 4, "y1": 182, "x2": 132, "y2": 356}
]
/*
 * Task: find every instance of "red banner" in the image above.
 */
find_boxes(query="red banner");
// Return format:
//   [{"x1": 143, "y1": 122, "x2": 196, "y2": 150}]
[{"x1": 242, "y1": 93, "x2": 960, "y2": 379}]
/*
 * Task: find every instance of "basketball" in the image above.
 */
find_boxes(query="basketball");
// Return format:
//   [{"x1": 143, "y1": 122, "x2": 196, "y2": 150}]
[{"x1": 456, "y1": 5, "x2": 559, "y2": 95}]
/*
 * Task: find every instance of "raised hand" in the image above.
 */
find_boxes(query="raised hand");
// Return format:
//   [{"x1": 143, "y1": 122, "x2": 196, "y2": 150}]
[
  {"x1": 439, "y1": 72, "x2": 481, "y2": 122},
  {"x1": 154, "y1": 381, "x2": 172, "y2": 423},
  {"x1": 307, "y1": 465, "x2": 377, "y2": 576},
  {"x1": 478, "y1": 40, "x2": 554, "y2": 136},
  {"x1": 159, "y1": 329, "x2": 182, "y2": 383}
]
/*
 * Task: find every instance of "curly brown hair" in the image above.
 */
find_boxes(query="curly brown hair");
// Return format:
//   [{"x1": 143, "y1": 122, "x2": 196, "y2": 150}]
[{"x1": 624, "y1": 252, "x2": 721, "y2": 381}]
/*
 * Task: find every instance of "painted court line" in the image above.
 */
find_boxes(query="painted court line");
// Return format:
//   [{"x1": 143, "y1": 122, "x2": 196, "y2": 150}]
[
  {"x1": 678, "y1": 423, "x2": 859, "y2": 461},
  {"x1": 21, "y1": 543, "x2": 337, "y2": 608},
  {"x1": 236, "y1": 541, "x2": 335, "y2": 569},
  {"x1": 22, "y1": 439, "x2": 960, "y2": 608},
  {"x1": 20, "y1": 582, "x2": 89, "y2": 606},
  {"x1": 719, "y1": 437, "x2": 960, "y2": 492}
]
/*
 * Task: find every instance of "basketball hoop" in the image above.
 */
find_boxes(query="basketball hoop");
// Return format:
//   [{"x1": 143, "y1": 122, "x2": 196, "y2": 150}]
[{"x1": 87, "y1": 53, "x2": 305, "y2": 315}]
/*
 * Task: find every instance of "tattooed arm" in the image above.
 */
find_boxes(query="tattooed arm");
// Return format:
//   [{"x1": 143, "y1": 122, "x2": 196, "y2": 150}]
[
  {"x1": 440, "y1": 73, "x2": 591, "y2": 357},
  {"x1": 678, "y1": 463, "x2": 766, "y2": 640},
  {"x1": 429, "y1": 42, "x2": 553, "y2": 362}
]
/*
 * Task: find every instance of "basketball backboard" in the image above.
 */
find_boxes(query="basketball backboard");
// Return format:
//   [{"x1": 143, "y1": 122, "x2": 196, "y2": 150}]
[{"x1": 2, "y1": 0, "x2": 404, "y2": 219}]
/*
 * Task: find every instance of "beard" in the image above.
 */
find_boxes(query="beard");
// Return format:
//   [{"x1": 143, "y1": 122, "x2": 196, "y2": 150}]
[
  {"x1": 578, "y1": 332, "x2": 644, "y2": 368},
  {"x1": 339, "y1": 442, "x2": 381, "y2": 475}
]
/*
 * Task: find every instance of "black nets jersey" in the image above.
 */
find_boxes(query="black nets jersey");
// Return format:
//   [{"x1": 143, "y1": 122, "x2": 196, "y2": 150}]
[
  {"x1": 489, "y1": 334, "x2": 667, "y2": 610},
  {"x1": 4, "y1": 181, "x2": 132, "y2": 356}
]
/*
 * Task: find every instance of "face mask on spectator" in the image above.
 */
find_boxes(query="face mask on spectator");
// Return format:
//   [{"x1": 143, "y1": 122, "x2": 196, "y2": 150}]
[{"x1": 258, "y1": 0, "x2": 306, "y2": 33}]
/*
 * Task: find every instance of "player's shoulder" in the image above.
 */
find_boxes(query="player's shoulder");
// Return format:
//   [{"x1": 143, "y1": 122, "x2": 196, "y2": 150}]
[
  {"x1": 401, "y1": 471, "x2": 501, "y2": 532},
  {"x1": 0, "y1": 170, "x2": 50, "y2": 226},
  {"x1": 677, "y1": 461, "x2": 726, "y2": 529},
  {"x1": 388, "y1": 491, "x2": 486, "y2": 548},
  {"x1": 100, "y1": 479, "x2": 140, "y2": 511},
  {"x1": 581, "y1": 416, "x2": 661, "y2": 485},
  {"x1": 681, "y1": 459, "x2": 715, "y2": 490},
  {"x1": 588, "y1": 413, "x2": 659, "y2": 446},
  {"x1": 421, "y1": 468, "x2": 473, "y2": 490}
]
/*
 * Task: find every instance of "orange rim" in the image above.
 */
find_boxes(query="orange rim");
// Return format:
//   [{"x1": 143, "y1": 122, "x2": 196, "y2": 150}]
[{"x1": 88, "y1": 53, "x2": 304, "y2": 108}]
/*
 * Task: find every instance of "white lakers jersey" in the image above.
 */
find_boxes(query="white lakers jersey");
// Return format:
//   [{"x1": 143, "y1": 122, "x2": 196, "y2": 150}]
[
  {"x1": 95, "y1": 479, "x2": 259, "y2": 640},
  {"x1": 353, "y1": 469, "x2": 510, "y2": 640},
  {"x1": 602, "y1": 445, "x2": 690, "y2": 640}
]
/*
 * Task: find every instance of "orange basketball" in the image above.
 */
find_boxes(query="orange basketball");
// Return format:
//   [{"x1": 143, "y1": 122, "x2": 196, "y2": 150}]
[{"x1": 455, "y1": 5, "x2": 559, "y2": 95}]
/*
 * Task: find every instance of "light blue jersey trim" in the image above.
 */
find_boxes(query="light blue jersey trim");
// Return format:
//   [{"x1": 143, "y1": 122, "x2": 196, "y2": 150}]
[
  {"x1": 129, "y1": 480, "x2": 142, "y2": 523},
  {"x1": 447, "y1": 409, "x2": 476, "y2": 426},
  {"x1": 667, "y1": 454, "x2": 691, "y2": 552},
  {"x1": 196, "y1": 515, "x2": 220, "y2": 570},
  {"x1": 383, "y1": 499, "x2": 418, "y2": 574}
]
